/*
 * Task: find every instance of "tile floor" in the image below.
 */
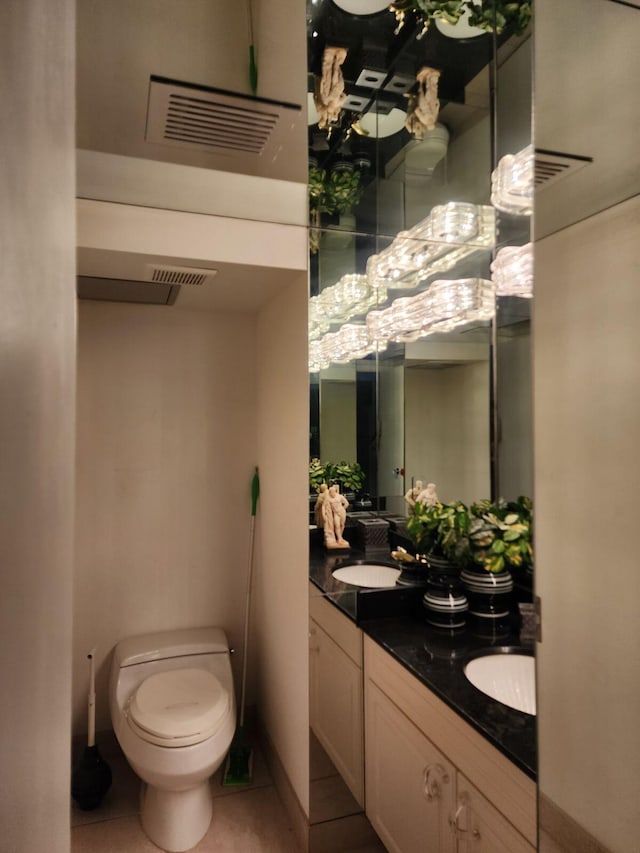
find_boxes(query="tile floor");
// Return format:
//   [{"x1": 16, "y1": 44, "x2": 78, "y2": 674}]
[
  {"x1": 71, "y1": 732, "x2": 301, "y2": 853},
  {"x1": 308, "y1": 732, "x2": 385, "y2": 853}
]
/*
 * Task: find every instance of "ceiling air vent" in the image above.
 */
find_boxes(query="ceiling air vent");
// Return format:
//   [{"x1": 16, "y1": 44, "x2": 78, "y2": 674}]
[
  {"x1": 146, "y1": 76, "x2": 301, "y2": 160},
  {"x1": 534, "y1": 148, "x2": 592, "y2": 192},
  {"x1": 145, "y1": 264, "x2": 218, "y2": 287}
]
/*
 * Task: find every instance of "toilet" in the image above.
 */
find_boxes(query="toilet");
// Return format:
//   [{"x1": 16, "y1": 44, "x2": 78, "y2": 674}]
[{"x1": 109, "y1": 626, "x2": 236, "y2": 852}]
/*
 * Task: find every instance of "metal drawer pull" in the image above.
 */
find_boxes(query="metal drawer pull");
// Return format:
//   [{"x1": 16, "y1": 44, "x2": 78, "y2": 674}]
[{"x1": 423, "y1": 763, "x2": 449, "y2": 800}]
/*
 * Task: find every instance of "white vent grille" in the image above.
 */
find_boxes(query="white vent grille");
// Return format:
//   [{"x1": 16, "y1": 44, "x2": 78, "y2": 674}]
[
  {"x1": 146, "y1": 77, "x2": 301, "y2": 160},
  {"x1": 534, "y1": 149, "x2": 592, "y2": 191},
  {"x1": 163, "y1": 93, "x2": 278, "y2": 154},
  {"x1": 145, "y1": 264, "x2": 218, "y2": 286}
]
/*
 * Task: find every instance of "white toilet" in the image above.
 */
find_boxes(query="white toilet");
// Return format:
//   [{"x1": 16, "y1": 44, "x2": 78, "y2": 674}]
[{"x1": 109, "y1": 626, "x2": 236, "y2": 852}]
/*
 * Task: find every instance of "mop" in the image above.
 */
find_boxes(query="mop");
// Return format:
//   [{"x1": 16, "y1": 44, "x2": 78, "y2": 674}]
[
  {"x1": 71, "y1": 649, "x2": 112, "y2": 810},
  {"x1": 223, "y1": 466, "x2": 260, "y2": 786}
]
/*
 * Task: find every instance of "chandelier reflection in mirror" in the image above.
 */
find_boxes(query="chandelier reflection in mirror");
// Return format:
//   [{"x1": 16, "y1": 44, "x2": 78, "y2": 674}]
[
  {"x1": 309, "y1": 201, "x2": 496, "y2": 371},
  {"x1": 309, "y1": 278, "x2": 495, "y2": 371},
  {"x1": 491, "y1": 144, "x2": 534, "y2": 216},
  {"x1": 308, "y1": 274, "x2": 386, "y2": 341},
  {"x1": 367, "y1": 202, "x2": 495, "y2": 291},
  {"x1": 492, "y1": 242, "x2": 533, "y2": 298}
]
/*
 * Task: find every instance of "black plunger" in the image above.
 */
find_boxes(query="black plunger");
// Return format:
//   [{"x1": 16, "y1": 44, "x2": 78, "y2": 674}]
[{"x1": 71, "y1": 649, "x2": 112, "y2": 810}]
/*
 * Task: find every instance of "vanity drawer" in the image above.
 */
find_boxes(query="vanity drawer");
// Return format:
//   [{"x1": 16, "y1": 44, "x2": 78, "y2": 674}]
[{"x1": 310, "y1": 592, "x2": 362, "y2": 666}]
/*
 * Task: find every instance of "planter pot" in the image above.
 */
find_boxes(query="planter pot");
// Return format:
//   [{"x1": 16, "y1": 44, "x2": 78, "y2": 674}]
[
  {"x1": 422, "y1": 586, "x2": 468, "y2": 629},
  {"x1": 422, "y1": 553, "x2": 467, "y2": 628},
  {"x1": 461, "y1": 565, "x2": 514, "y2": 624},
  {"x1": 424, "y1": 553, "x2": 462, "y2": 587}
]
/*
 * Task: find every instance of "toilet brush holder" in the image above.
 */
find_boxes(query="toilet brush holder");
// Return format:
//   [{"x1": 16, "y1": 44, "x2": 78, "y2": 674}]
[{"x1": 71, "y1": 649, "x2": 112, "y2": 810}]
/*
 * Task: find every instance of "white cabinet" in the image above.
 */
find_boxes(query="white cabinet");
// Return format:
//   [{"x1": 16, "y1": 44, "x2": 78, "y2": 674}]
[
  {"x1": 364, "y1": 636, "x2": 536, "y2": 853},
  {"x1": 366, "y1": 680, "x2": 455, "y2": 853},
  {"x1": 309, "y1": 592, "x2": 364, "y2": 806}
]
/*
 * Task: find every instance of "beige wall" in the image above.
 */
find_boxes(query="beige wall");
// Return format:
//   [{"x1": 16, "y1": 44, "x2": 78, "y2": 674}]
[
  {"x1": 0, "y1": 1, "x2": 76, "y2": 850},
  {"x1": 404, "y1": 362, "x2": 491, "y2": 505},
  {"x1": 535, "y1": 194, "x2": 640, "y2": 853},
  {"x1": 255, "y1": 278, "x2": 310, "y2": 815},
  {"x1": 74, "y1": 303, "x2": 258, "y2": 732}
]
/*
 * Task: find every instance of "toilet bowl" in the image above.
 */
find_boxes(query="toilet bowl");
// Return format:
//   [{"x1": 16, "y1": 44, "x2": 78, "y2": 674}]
[{"x1": 109, "y1": 627, "x2": 236, "y2": 852}]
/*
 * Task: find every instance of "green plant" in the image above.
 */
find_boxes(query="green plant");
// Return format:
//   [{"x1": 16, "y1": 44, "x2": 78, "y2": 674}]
[
  {"x1": 308, "y1": 167, "x2": 332, "y2": 215},
  {"x1": 309, "y1": 459, "x2": 365, "y2": 493},
  {"x1": 326, "y1": 169, "x2": 363, "y2": 215},
  {"x1": 309, "y1": 458, "x2": 328, "y2": 491},
  {"x1": 467, "y1": 495, "x2": 533, "y2": 573},
  {"x1": 406, "y1": 495, "x2": 533, "y2": 573},
  {"x1": 391, "y1": 0, "x2": 531, "y2": 36},
  {"x1": 406, "y1": 500, "x2": 471, "y2": 561},
  {"x1": 467, "y1": 1, "x2": 531, "y2": 35},
  {"x1": 308, "y1": 166, "x2": 363, "y2": 217},
  {"x1": 334, "y1": 461, "x2": 365, "y2": 492}
]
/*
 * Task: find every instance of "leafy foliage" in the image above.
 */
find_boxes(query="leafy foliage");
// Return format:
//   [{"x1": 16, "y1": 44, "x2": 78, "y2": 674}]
[
  {"x1": 392, "y1": 0, "x2": 532, "y2": 35},
  {"x1": 308, "y1": 166, "x2": 363, "y2": 216},
  {"x1": 406, "y1": 496, "x2": 533, "y2": 573},
  {"x1": 309, "y1": 458, "x2": 365, "y2": 493}
]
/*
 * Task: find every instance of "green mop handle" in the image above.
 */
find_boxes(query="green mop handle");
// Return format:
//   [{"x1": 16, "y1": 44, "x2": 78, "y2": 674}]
[
  {"x1": 251, "y1": 466, "x2": 260, "y2": 517},
  {"x1": 240, "y1": 467, "x2": 259, "y2": 729}
]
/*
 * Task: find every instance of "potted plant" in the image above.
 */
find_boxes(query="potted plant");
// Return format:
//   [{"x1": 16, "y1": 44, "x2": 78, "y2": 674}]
[
  {"x1": 406, "y1": 500, "x2": 471, "y2": 569},
  {"x1": 308, "y1": 165, "x2": 363, "y2": 254},
  {"x1": 326, "y1": 167, "x2": 363, "y2": 216},
  {"x1": 334, "y1": 460, "x2": 365, "y2": 495},
  {"x1": 309, "y1": 459, "x2": 365, "y2": 496},
  {"x1": 390, "y1": 0, "x2": 531, "y2": 37},
  {"x1": 466, "y1": 495, "x2": 533, "y2": 573},
  {"x1": 405, "y1": 495, "x2": 533, "y2": 574}
]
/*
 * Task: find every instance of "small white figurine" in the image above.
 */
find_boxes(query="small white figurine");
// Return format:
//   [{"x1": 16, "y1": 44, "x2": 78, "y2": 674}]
[
  {"x1": 327, "y1": 484, "x2": 350, "y2": 549},
  {"x1": 404, "y1": 66, "x2": 441, "y2": 139},
  {"x1": 314, "y1": 483, "x2": 329, "y2": 529},
  {"x1": 404, "y1": 479, "x2": 424, "y2": 511},
  {"x1": 416, "y1": 482, "x2": 439, "y2": 507}
]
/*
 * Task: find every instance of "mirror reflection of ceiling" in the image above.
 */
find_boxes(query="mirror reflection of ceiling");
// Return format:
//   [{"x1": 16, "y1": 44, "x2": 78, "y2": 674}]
[{"x1": 306, "y1": 0, "x2": 508, "y2": 235}]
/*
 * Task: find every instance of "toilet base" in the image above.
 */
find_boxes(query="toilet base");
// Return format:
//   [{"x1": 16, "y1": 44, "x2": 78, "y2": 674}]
[{"x1": 140, "y1": 780, "x2": 212, "y2": 852}]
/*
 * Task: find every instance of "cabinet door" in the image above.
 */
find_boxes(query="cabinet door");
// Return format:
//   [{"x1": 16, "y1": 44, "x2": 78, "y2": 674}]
[
  {"x1": 365, "y1": 680, "x2": 456, "y2": 853},
  {"x1": 454, "y1": 774, "x2": 535, "y2": 853},
  {"x1": 309, "y1": 618, "x2": 364, "y2": 806}
]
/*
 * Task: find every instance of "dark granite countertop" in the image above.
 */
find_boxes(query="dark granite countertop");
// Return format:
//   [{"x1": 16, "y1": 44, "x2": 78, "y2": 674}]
[{"x1": 309, "y1": 545, "x2": 537, "y2": 781}]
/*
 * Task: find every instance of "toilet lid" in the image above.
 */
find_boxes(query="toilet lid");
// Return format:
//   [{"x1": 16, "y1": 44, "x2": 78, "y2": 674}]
[{"x1": 128, "y1": 668, "x2": 230, "y2": 744}]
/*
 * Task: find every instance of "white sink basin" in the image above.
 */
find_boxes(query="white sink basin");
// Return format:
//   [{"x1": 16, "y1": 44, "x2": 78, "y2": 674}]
[
  {"x1": 464, "y1": 653, "x2": 536, "y2": 715},
  {"x1": 332, "y1": 564, "x2": 401, "y2": 589}
]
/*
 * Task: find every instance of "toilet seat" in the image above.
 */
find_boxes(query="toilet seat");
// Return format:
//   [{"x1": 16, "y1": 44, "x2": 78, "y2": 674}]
[{"x1": 127, "y1": 668, "x2": 230, "y2": 747}]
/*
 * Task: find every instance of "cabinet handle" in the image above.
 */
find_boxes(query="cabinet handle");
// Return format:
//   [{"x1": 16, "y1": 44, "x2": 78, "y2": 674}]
[
  {"x1": 449, "y1": 793, "x2": 469, "y2": 835},
  {"x1": 423, "y1": 763, "x2": 449, "y2": 801},
  {"x1": 308, "y1": 629, "x2": 319, "y2": 653}
]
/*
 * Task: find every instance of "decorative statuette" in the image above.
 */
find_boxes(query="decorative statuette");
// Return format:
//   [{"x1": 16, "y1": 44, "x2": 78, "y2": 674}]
[
  {"x1": 405, "y1": 67, "x2": 441, "y2": 139},
  {"x1": 314, "y1": 46, "x2": 347, "y2": 130}
]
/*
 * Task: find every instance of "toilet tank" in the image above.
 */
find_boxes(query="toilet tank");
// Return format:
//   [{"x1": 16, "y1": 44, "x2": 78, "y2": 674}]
[{"x1": 113, "y1": 627, "x2": 230, "y2": 669}]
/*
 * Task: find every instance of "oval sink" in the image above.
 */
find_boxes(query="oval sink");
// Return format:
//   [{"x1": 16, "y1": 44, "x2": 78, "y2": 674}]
[
  {"x1": 332, "y1": 564, "x2": 401, "y2": 588},
  {"x1": 464, "y1": 652, "x2": 536, "y2": 715}
]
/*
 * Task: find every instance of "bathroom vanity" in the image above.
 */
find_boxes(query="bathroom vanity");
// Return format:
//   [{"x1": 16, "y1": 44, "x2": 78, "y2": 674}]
[{"x1": 309, "y1": 553, "x2": 536, "y2": 853}]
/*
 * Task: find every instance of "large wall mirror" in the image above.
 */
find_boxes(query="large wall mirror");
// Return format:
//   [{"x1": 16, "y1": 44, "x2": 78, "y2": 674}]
[{"x1": 307, "y1": 1, "x2": 533, "y2": 847}]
